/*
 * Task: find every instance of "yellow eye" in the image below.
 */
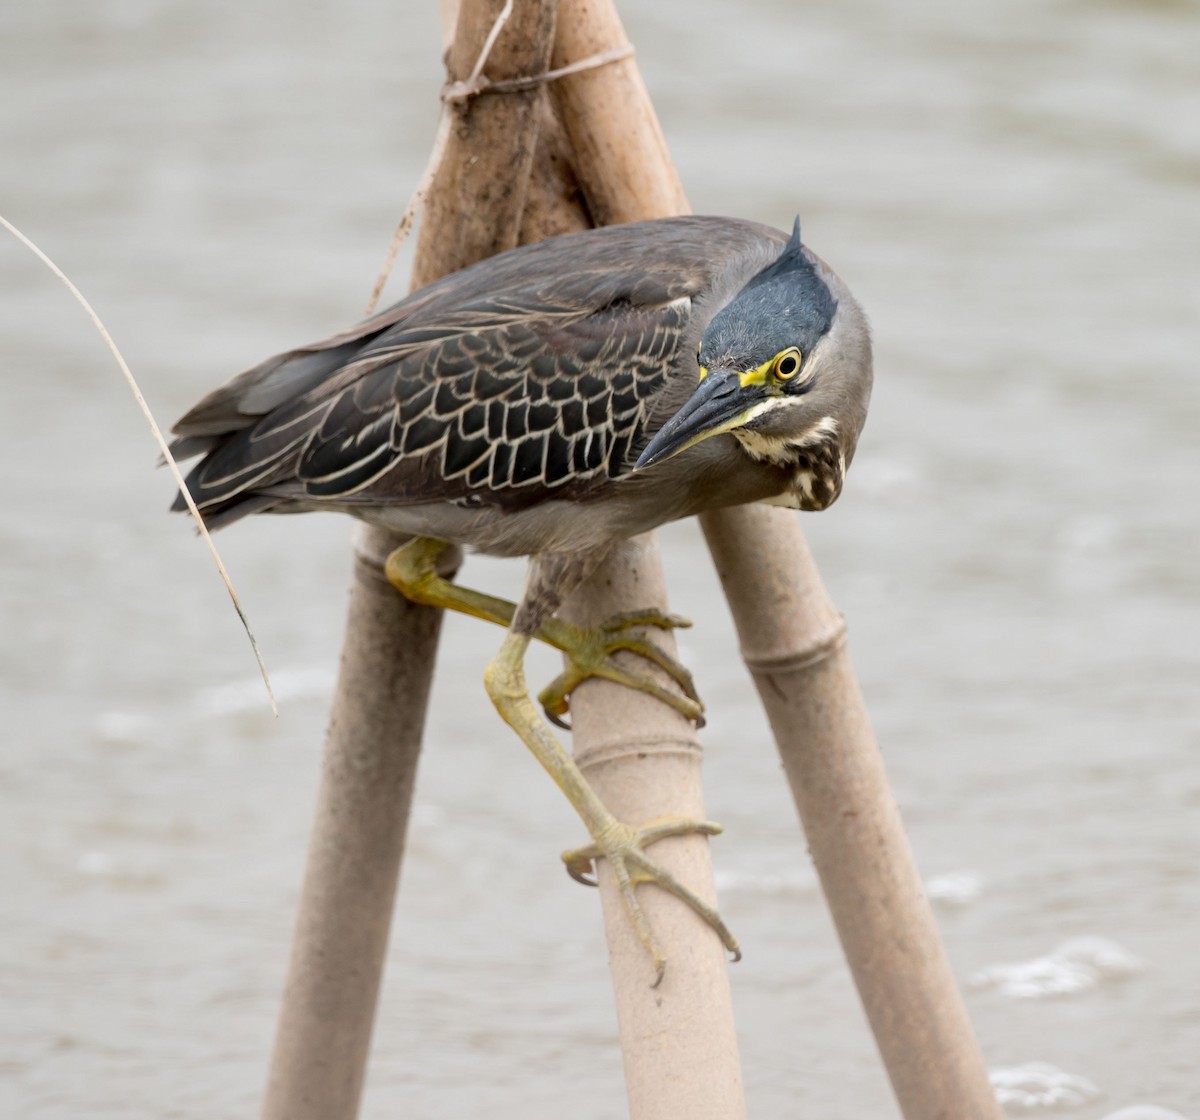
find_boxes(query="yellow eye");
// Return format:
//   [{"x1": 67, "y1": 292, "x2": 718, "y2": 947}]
[{"x1": 773, "y1": 348, "x2": 802, "y2": 380}]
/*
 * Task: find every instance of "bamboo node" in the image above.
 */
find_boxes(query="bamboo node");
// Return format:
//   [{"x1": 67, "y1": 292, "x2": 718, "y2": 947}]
[
  {"x1": 740, "y1": 618, "x2": 848, "y2": 676},
  {"x1": 574, "y1": 732, "x2": 702, "y2": 773}
]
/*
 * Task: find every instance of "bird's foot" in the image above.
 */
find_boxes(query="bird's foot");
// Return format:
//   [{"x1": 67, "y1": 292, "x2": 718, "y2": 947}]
[
  {"x1": 563, "y1": 816, "x2": 741, "y2": 987},
  {"x1": 485, "y1": 631, "x2": 735, "y2": 986},
  {"x1": 537, "y1": 610, "x2": 704, "y2": 729},
  {"x1": 385, "y1": 541, "x2": 702, "y2": 728}
]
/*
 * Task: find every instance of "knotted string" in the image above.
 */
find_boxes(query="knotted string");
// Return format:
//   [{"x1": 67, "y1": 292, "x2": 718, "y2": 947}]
[{"x1": 364, "y1": 1, "x2": 633, "y2": 315}]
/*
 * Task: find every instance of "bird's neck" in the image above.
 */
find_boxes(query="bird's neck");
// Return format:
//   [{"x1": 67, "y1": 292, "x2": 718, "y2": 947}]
[{"x1": 733, "y1": 425, "x2": 845, "y2": 512}]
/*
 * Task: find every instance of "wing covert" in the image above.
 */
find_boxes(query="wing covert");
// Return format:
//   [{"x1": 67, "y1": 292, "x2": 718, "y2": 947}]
[{"x1": 293, "y1": 291, "x2": 694, "y2": 505}]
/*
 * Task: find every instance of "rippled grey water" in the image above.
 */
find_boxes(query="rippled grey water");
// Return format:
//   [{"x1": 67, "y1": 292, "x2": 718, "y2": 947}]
[{"x1": 2, "y1": 2, "x2": 1198, "y2": 1117}]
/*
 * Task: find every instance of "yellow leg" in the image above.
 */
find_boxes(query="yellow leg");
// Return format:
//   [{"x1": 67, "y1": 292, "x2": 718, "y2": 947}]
[
  {"x1": 483, "y1": 630, "x2": 740, "y2": 985},
  {"x1": 385, "y1": 538, "x2": 703, "y2": 725},
  {"x1": 384, "y1": 537, "x2": 518, "y2": 630}
]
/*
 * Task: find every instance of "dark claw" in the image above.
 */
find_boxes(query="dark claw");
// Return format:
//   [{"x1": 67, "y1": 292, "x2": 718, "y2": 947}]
[
  {"x1": 566, "y1": 861, "x2": 598, "y2": 888},
  {"x1": 546, "y1": 708, "x2": 572, "y2": 731}
]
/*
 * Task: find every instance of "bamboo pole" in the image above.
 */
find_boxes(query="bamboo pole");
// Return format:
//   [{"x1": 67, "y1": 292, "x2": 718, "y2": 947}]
[
  {"x1": 260, "y1": 4, "x2": 557, "y2": 1118},
  {"x1": 260, "y1": 529, "x2": 455, "y2": 1120},
  {"x1": 561, "y1": 538, "x2": 747, "y2": 1120},
  {"x1": 702, "y1": 507, "x2": 1002, "y2": 1117},
  {"x1": 415, "y1": 0, "x2": 558, "y2": 285},
  {"x1": 542, "y1": 6, "x2": 747, "y2": 1118},
  {"x1": 549, "y1": 1, "x2": 687, "y2": 222},
  {"x1": 433, "y1": 4, "x2": 746, "y2": 1114},
  {"x1": 550, "y1": 2, "x2": 1002, "y2": 1117}
]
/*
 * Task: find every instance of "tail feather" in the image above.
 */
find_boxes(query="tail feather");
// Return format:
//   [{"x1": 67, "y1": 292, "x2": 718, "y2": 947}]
[{"x1": 169, "y1": 483, "x2": 283, "y2": 530}]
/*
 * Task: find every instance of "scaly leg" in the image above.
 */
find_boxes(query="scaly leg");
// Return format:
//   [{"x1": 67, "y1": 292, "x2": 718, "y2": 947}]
[
  {"x1": 483, "y1": 629, "x2": 740, "y2": 986},
  {"x1": 385, "y1": 537, "x2": 703, "y2": 725}
]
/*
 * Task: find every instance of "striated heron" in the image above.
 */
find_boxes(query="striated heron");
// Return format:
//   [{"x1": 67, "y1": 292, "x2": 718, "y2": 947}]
[{"x1": 171, "y1": 215, "x2": 873, "y2": 982}]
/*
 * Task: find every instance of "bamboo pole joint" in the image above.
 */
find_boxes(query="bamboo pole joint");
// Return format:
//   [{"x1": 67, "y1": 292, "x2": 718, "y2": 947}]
[{"x1": 740, "y1": 617, "x2": 848, "y2": 676}]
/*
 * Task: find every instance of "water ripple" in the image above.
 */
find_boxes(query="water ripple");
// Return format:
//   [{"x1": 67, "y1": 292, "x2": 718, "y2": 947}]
[{"x1": 973, "y1": 936, "x2": 1142, "y2": 999}]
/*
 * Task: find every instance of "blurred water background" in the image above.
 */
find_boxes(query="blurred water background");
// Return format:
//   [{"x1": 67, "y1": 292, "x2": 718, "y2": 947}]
[{"x1": 2, "y1": 1, "x2": 1198, "y2": 1117}]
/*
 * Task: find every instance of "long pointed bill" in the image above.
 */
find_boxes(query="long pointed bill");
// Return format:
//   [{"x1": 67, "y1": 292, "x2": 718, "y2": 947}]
[{"x1": 635, "y1": 369, "x2": 768, "y2": 470}]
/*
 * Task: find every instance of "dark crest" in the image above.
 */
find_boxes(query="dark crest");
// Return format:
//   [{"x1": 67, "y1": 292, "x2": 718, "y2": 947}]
[
  {"x1": 741, "y1": 216, "x2": 815, "y2": 294},
  {"x1": 702, "y1": 216, "x2": 837, "y2": 366}
]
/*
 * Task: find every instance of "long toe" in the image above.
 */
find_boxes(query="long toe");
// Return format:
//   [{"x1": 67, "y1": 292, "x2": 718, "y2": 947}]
[
  {"x1": 561, "y1": 815, "x2": 739, "y2": 985},
  {"x1": 536, "y1": 613, "x2": 705, "y2": 727}
]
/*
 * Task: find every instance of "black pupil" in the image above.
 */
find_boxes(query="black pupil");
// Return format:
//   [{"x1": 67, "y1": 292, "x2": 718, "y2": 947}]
[{"x1": 779, "y1": 355, "x2": 797, "y2": 376}]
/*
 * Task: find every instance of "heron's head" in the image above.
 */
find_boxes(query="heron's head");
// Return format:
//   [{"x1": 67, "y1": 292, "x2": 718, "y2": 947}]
[{"x1": 636, "y1": 219, "x2": 872, "y2": 511}]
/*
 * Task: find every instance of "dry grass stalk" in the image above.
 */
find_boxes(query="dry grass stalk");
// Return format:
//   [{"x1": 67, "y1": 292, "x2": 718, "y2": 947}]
[{"x1": 0, "y1": 212, "x2": 278, "y2": 716}]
